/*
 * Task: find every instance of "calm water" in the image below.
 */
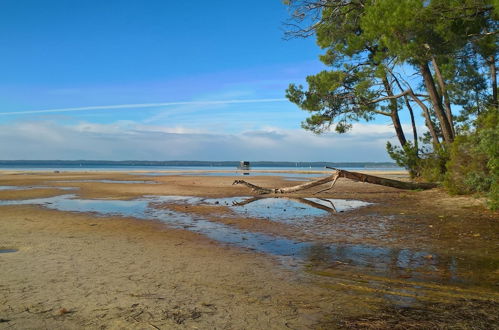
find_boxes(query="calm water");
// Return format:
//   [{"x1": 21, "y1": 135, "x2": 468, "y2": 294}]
[
  {"x1": 0, "y1": 249, "x2": 18, "y2": 253},
  {"x1": 199, "y1": 196, "x2": 373, "y2": 222},
  {"x1": 0, "y1": 164, "x2": 404, "y2": 172}
]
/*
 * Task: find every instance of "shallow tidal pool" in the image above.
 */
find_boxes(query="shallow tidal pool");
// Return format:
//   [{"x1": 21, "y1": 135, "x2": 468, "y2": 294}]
[{"x1": 1, "y1": 193, "x2": 495, "y2": 293}]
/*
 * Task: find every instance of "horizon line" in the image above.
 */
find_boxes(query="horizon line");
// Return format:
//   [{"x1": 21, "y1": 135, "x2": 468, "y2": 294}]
[
  {"x1": 0, "y1": 98, "x2": 288, "y2": 116},
  {"x1": 0, "y1": 159, "x2": 398, "y2": 166}
]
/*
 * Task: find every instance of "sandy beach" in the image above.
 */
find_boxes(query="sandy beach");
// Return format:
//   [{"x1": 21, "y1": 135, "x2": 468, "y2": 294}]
[{"x1": 1, "y1": 170, "x2": 498, "y2": 329}]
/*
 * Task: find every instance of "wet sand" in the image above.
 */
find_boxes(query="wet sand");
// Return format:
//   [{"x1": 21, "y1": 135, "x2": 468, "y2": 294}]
[{"x1": 0, "y1": 171, "x2": 498, "y2": 329}]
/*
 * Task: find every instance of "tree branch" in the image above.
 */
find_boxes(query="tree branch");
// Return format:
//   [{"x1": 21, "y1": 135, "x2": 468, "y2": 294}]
[{"x1": 366, "y1": 90, "x2": 410, "y2": 104}]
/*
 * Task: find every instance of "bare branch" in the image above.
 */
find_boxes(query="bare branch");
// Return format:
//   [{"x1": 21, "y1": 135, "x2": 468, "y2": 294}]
[{"x1": 366, "y1": 90, "x2": 411, "y2": 104}]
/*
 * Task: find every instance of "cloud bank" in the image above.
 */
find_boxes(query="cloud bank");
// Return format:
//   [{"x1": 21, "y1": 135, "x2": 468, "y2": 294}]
[{"x1": 0, "y1": 121, "x2": 409, "y2": 161}]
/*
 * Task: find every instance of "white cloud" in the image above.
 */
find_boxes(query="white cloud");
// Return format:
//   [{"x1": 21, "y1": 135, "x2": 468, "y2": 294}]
[
  {"x1": 0, "y1": 98, "x2": 287, "y2": 116},
  {"x1": 0, "y1": 121, "x2": 407, "y2": 161}
]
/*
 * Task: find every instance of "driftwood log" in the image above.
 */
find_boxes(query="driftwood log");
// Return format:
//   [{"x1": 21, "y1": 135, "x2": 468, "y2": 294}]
[{"x1": 232, "y1": 167, "x2": 436, "y2": 194}]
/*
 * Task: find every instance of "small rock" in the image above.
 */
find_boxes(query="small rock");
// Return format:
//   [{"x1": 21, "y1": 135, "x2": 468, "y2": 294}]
[{"x1": 58, "y1": 308, "x2": 70, "y2": 315}]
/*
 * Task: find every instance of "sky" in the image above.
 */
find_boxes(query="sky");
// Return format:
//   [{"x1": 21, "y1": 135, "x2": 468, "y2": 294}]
[{"x1": 0, "y1": 0, "x2": 419, "y2": 162}]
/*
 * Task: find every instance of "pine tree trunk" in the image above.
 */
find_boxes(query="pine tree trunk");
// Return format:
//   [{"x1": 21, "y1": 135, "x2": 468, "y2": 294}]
[
  {"x1": 391, "y1": 73, "x2": 419, "y2": 152},
  {"x1": 406, "y1": 97, "x2": 419, "y2": 152},
  {"x1": 431, "y1": 57, "x2": 455, "y2": 135},
  {"x1": 489, "y1": 55, "x2": 498, "y2": 108},
  {"x1": 407, "y1": 90, "x2": 441, "y2": 149},
  {"x1": 382, "y1": 76, "x2": 407, "y2": 147},
  {"x1": 419, "y1": 62, "x2": 454, "y2": 143}
]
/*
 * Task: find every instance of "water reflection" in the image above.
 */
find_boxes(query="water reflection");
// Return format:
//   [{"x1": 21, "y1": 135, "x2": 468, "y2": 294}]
[
  {"x1": 202, "y1": 196, "x2": 372, "y2": 222},
  {"x1": 302, "y1": 243, "x2": 499, "y2": 291},
  {"x1": 303, "y1": 244, "x2": 447, "y2": 281}
]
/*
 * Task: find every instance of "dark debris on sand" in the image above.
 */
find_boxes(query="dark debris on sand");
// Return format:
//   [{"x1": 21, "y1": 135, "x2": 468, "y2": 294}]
[{"x1": 325, "y1": 299, "x2": 499, "y2": 329}]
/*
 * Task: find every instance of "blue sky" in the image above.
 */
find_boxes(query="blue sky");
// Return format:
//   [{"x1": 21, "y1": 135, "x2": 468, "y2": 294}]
[{"x1": 0, "y1": 0, "x2": 418, "y2": 161}]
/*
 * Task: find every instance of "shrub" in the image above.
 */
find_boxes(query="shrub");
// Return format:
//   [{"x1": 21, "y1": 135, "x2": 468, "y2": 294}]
[
  {"x1": 386, "y1": 141, "x2": 420, "y2": 178},
  {"x1": 386, "y1": 141, "x2": 447, "y2": 182},
  {"x1": 387, "y1": 107, "x2": 498, "y2": 210},
  {"x1": 444, "y1": 108, "x2": 498, "y2": 209}
]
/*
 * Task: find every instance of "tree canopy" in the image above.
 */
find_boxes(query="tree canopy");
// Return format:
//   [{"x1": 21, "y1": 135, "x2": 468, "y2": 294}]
[
  {"x1": 285, "y1": 0, "x2": 497, "y2": 148},
  {"x1": 285, "y1": 0, "x2": 498, "y2": 206}
]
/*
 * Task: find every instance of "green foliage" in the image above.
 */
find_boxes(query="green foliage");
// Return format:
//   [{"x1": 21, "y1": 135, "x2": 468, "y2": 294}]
[
  {"x1": 386, "y1": 141, "x2": 420, "y2": 178},
  {"x1": 444, "y1": 108, "x2": 499, "y2": 209},
  {"x1": 387, "y1": 141, "x2": 448, "y2": 182},
  {"x1": 387, "y1": 107, "x2": 498, "y2": 209},
  {"x1": 285, "y1": 67, "x2": 378, "y2": 134},
  {"x1": 489, "y1": 180, "x2": 499, "y2": 210},
  {"x1": 285, "y1": 1, "x2": 394, "y2": 135},
  {"x1": 361, "y1": 0, "x2": 489, "y2": 64},
  {"x1": 285, "y1": 0, "x2": 495, "y2": 140},
  {"x1": 417, "y1": 148, "x2": 449, "y2": 183},
  {"x1": 444, "y1": 47, "x2": 490, "y2": 121}
]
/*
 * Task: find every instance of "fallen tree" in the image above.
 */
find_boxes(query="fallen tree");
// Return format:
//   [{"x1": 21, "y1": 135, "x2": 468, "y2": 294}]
[{"x1": 232, "y1": 167, "x2": 437, "y2": 194}]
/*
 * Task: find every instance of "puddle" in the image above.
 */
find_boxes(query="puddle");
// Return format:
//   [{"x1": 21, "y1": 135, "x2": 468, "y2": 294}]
[
  {"x1": 0, "y1": 194, "x2": 495, "y2": 288},
  {"x1": 149, "y1": 195, "x2": 368, "y2": 225},
  {"x1": 53, "y1": 180, "x2": 157, "y2": 184},
  {"x1": 0, "y1": 186, "x2": 25, "y2": 190},
  {"x1": 0, "y1": 185, "x2": 77, "y2": 191},
  {"x1": 188, "y1": 196, "x2": 372, "y2": 222},
  {"x1": 0, "y1": 249, "x2": 18, "y2": 253},
  {"x1": 0, "y1": 194, "x2": 308, "y2": 257}
]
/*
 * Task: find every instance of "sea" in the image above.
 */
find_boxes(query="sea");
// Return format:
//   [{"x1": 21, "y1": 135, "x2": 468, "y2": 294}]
[{"x1": 0, "y1": 162, "x2": 404, "y2": 173}]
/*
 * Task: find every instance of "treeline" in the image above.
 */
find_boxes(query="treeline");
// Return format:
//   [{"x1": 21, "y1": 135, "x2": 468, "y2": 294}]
[
  {"x1": 285, "y1": 0, "x2": 498, "y2": 209},
  {"x1": 0, "y1": 160, "x2": 399, "y2": 168}
]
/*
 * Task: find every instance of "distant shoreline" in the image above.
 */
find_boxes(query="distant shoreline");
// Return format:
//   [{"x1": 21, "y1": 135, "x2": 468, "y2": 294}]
[
  {"x1": 0, "y1": 169, "x2": 409, "y2": 180},
  {"x1": 0, "y1": 160, "x2": 400, "y2": 168}
]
